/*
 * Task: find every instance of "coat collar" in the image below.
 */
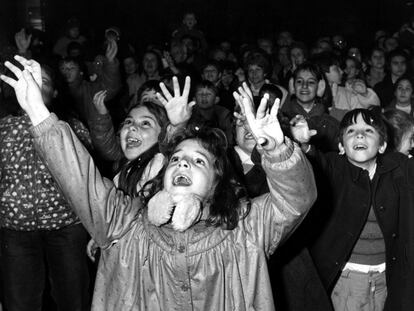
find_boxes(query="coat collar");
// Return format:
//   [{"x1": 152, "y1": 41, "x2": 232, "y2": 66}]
[{"x1": 346, "y1": 153, "x2": 401, "y2": 182}]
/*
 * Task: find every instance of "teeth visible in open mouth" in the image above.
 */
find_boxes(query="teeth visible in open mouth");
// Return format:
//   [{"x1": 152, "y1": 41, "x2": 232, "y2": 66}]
[
  {"x1": 353, "y1": 145, "x2": 367, "y2": 150},
  {"x1": 173, "y1": 175, "x2": 192, "y2": 186},
  {"x1": 126, "y1": 137, "x2": 141, "y2": 147}
]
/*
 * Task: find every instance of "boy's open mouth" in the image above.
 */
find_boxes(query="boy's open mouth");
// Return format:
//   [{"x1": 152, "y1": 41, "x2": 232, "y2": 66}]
[
  {"x1": 353, "y1": 144, "x2": 367, "y2": 150},
  {"x1": 173, "y1": 175, "x2": 192, "y2": 186}
]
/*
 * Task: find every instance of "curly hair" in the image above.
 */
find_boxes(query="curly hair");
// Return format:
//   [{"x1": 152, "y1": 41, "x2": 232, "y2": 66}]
[{"x1": 140, "y1": 125, "x2": 249, "y2": 230}]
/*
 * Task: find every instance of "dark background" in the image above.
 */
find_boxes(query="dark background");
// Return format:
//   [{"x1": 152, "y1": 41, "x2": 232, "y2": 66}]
[{"x1": 0, "y1": 0, "x2": 413, "y2": 51}]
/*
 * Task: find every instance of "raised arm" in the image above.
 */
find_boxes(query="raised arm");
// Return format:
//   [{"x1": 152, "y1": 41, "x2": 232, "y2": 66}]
[
  {"x1": 95, "y1": 38, "x2": 122, "y2": 100},
  {"x1": 0, "y1": 56, "x2": 140, "y2": 248},
  {"x1": 88, "y1": 90, "x2": 123, "y2": 161},
  {"x1": 234, "y1": 83, "x2": 317, "y2": 256}
]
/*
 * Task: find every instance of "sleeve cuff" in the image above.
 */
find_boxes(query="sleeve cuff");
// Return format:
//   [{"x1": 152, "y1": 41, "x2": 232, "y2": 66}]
[
  {"x1": 29, "y1": 113, "x2": 59, "y2": 137},
  {"x1": 262, "y1": 136, "x2": 295, "y2": 163}
]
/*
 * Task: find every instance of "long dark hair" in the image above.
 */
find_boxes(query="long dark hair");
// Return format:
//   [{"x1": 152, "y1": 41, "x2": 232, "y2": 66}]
[
  {"x1": 140, "y1": 125, "x2": 249, "y2": 230},
  {"x1": 117, "y1": 101, "x2": 169, "y2": 197}
]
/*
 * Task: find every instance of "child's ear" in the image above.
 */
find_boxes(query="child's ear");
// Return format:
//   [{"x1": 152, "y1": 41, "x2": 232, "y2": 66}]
[
  {"x1": 53, "y1": 90, "x2": 58, "y2": 99},
  {"x1": 288, "y1": 78, "x2": 295, "y2": 94},
  {"x1": 317, "y1": 79, "x2": 326, "y2": 97},
  {"x1": 215, "y1": 96, "x2": 220, "y2": 104},
  {"x1": 338, "y1": 142, "x2": 345, "y2": 155},
  {"x1": 379, "y1": 142, "x2": 387, "y2": 154}
]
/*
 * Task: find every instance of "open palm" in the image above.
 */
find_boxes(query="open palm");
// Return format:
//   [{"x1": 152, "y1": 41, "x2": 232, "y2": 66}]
[
  {"x1": 233, "y1": 83, "x2": 284, "y2": 150},
  {"x1": 156, "y1": 76, "x2": 195, "y2": 126}
]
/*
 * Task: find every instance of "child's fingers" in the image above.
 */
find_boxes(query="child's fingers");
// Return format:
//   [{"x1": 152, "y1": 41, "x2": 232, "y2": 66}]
[
  {"x1": 256, "y1": 93, "x2": 269, "y2": 119},
  {"x1": 237, "y1": 86, "x2": 249, "y2": 100},
  {"x1": 4, "y1": 61, "x2": 23, "y2": 80},
  {"x1": 182, "y1": 76, "x2": 191, "y2": 98},
  {"x1": 241, "y1": 82, "x2": 253, "y2": 99},
  {"x1": 14, "y1": 55, "x2": 29, "y2": 67},
  {"x1": 188, "y1": 100, "x2": 196, "y2": 109},
  {"x1": 22, "y1": 69, "x2": 37, "y2": 86},
  {"x1": 270, "y1": 98, "x2": 280, "y2": 119},
  {"x1": 241, "y1": 96, "x2": 256, "y2": 126},
  {"x1": 93, "y1": 90, "x2": 105, "y2": 102},
  {"x1": 233, "y1": 92, "x2": 246, "y2": 116},
  {"x1": 172, "y1": 76, "x2": 180, "y2": 97},
  {"x1": 156, "y1": 92, "x2": 168, "y2": 107},
  {"x1": 0, "y1": 74, "x2": 17, "y2": 88},
  {"x1": 159, "y1": 82, "x2": 173, "y2": 101}
]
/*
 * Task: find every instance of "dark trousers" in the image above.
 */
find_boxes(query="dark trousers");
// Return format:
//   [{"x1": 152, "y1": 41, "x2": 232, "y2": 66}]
[{"x1": 0, "y1": 224, "x2": 90, "y2": 311}]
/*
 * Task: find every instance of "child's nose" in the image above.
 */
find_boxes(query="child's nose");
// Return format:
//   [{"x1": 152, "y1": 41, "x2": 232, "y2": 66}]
[
  {"x1": 356, "y1": 131, "x2": 365, "y2": 138},
  {"x1": 178, "y1": 159, "x2": 189, "y2": 168}
]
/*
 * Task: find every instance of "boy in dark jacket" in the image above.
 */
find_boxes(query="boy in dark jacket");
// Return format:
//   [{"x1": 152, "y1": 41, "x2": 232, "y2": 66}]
[{"x1": 292, "y1": 108, "x2": 414, "y2": 311}]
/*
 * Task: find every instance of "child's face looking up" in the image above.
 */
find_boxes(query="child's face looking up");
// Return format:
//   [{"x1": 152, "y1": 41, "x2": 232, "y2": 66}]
[
  {"x1": 326, "y1": 65, "x2": 343, "y2": 85},
  {"x1": 164, "y1": 139, "x2": 217, "y2": 201},
  {"x1": 120, "y1": 106, "x2": 162, "y2": 161},
  {"x1": 294, "y1": 70, "x2": 318, "y2": 105},
  {"x1": 339, "y1": 114, "x2": 386, "y2": 170}
]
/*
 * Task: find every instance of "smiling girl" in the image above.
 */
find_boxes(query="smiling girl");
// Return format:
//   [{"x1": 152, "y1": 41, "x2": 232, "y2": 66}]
[{"x1": 1, "y1": 56, "x2": 316, "y2": 310}]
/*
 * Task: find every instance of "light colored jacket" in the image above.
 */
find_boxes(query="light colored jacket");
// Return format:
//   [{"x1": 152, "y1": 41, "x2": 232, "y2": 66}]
[{"x1": 31, "y1": 114, "x2": 317, "y2": 311}]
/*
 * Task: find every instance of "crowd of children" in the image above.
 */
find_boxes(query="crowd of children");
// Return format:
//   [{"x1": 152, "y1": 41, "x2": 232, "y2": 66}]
[{"x1": 1, "y1": 9, "x2": 414, "y2": 311}]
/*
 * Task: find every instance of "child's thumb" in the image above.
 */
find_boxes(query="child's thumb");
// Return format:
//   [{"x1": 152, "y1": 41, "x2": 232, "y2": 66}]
[{"x1": 309, "y1": 129, "x2": 317, "y2": 137}]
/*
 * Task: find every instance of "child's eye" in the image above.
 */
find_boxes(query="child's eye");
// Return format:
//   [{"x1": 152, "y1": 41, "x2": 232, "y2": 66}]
[
  {"x1": 141, "y1": 120, "x2": 152, "y2": 127},
  {"x1": 170, "y1": 156, "x2": 179, "y2": 163},
  {"x1": 366, "y1": 128, "x2": 374, "y2": 134},
  {"x1": 123, "y1": 119, "x2": 133, "y2": 126},
  {"x1": 195, "y1": 158, "x2": 205, "y2": 165},
  {"x1": 346, "y1": 129, "x2": 354, "y2": 134}
]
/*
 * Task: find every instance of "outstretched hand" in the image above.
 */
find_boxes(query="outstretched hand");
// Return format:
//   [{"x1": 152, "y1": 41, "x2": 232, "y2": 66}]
[
  {"x1": 105, "y1": 39, "x2": 118, "y2": 63},
  {"x1": 233, "y1": 82, "x2": 284, "y2": 151},
  {"x1": 0, "y1": 56, "x2": 49, "y2": 125},
  {"x1": 290, "y1": 115, "x2": 317, "y2": 144},
  {"x1": 93, "y1": 90, "x2": 108, "y2": 115},
  {"x1": 15, "y1": 29, "x2": 32, "y2": 53},
  {"x1": 156, "y1": 76, "x2": 195, "y2": 126}
]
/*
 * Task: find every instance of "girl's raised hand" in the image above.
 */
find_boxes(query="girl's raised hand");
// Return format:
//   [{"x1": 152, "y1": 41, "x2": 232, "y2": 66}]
[
  {"x1": 234, "y1": 82, "x2": 284, "y2": 150},
  {"x1": 93, "y1": 90, "x2": 108, "y2": 115},
  {"x1": 0, "y1": 56, "x2": 49, "y2": 125},
  {"x1": 156, "y1": 76, "x2": 195, "y2": 126}
]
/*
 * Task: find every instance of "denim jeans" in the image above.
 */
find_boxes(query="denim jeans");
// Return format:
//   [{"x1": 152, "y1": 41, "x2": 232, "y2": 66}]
[
  {"x1": 331, "y1": 269, "x2": 387, "y2": 311},
  {"x1": 0, "y1": 224, "x2": 90, "y2": 311}
]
